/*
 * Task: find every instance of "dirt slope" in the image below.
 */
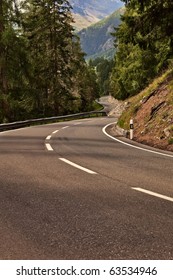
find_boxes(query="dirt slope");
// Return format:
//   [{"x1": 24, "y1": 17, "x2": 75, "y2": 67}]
[{"x1": 118, "y1": 70, "x2": 173, "y2": 152}]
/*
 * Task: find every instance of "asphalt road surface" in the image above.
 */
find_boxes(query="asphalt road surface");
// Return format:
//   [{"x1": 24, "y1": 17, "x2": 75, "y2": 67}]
[{"x1": 0, "y1": 117, "x2": 173, "y2": 259}]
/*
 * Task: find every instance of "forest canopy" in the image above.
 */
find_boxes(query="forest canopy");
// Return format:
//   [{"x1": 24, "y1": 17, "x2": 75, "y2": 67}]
[
  {"x1": 0, "y1": 0, "x2": 99, "y2": 122},
  {"x1": 110, "y1": 0, "x2": 173, "y2": 100}
]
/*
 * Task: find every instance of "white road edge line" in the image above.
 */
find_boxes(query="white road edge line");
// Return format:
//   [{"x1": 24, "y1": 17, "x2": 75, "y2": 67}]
[
  {"x1": 132, "y1": 187, "x2": 173, "y2": 203},
  {"x1": 102, "y1": 122, "x2": 173, "y2": 159},
  {"x1": 59, "y1": 158, "x2": 97, "y2": 174},
  {"x1": 45, "y1": 143, "x2": 53, "y2": 151},
  {"x1": 0, "y1": 127, "x2": 29, "y2": 134}
]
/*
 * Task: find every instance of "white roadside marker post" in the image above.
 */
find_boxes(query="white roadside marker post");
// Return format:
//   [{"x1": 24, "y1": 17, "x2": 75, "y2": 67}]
[{"x1": 130, "y1": 119, "x2": 134, "y2": 140}]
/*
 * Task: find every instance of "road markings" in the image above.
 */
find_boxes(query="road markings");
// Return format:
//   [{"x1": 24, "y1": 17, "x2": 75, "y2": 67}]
[
  {"x1": 103, "y1": 122, "x2": 173, "y2": 159},
  {"x1": 132, "y1": 187, "x2": 173, "y2": 203},
  {"x1": 45, "y1": 143, "x2": 53, "y2": 151},
  {"x1": 52, "y1": 130, "x2": 59, "y2": 134},
  {"x1": 62, "y1": 126, "x2": 69, "y2": 129},
  {"x1": 59, "y1": 158, "x2": 97, "y2": 174},
  {"x1": 0, "y1": 127, "x2": 29, "y2": 134},
  {"x1": 73, "y1": 122, "x2": 82, "y2": 125},
  {"x1": 46, "y1": 135, "x2": 52, "y2": 140}
]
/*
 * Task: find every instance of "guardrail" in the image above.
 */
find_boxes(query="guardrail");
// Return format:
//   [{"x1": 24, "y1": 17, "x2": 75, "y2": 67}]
[{"x1": 0, "y1": 110, "x2": 107, "y2": 132}]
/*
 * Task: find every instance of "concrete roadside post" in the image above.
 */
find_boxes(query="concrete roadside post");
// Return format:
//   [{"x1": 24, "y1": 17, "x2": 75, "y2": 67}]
[{"x1": 130, "y1": 119, "x2": 134, "y2": 140}]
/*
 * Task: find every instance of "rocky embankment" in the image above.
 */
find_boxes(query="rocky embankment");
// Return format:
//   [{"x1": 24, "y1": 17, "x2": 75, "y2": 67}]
[
  {"x1": 98, "y1": 95, "x2": 124, "y2": 117},
  {"x1": 131, "y1": 87, "x2": 173, "y2": 152},
  {"x1": 99, "y1": 74, "x2": 173, "y2": 152}
]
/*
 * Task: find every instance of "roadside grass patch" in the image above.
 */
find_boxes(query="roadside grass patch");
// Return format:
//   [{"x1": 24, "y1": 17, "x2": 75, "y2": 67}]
[{"x1": 168, "y1": 138, "x2": 173, "y2": 145}]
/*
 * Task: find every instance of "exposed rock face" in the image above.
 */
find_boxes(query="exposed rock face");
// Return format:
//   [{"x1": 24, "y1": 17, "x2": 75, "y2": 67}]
[
  {"x1": 164, "y1": 125, "x2": 173, "y2": 138},
  {"x1": 132, "y1": 77, "x2": 173, "y2": 152}
]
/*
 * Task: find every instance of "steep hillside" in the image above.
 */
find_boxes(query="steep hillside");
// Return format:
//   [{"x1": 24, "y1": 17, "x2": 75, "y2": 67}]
[
  {"x1": 78, "y1": 8, "x2": 124, "y2": 60},
  {"x1": 70, "y1": 0, "x2": 124, "y2": 30},
  {"x1": 118, "y1": 70, "x2": 173, "y2": 152}
]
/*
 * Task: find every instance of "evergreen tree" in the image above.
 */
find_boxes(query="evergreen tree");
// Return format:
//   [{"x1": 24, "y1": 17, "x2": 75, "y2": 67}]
[
  {"x1": 0, "y1": 0, "x2": 99, "y2": 121},
  {"x1": 89, "y1": 57, "x2": 114, "y2": 96},
  {"x1": 68, "y1": 37, "x2": 99, "y2": 112},
  {"x1": 21, "y1": 0, "x2": 75, "y2": 116},
  {"x1": 0, "y1": 0, "x2": 27, "y2": 121},
  {"x1": 21, "y1": 0, "x2": 99, "y2": 117},
  {"x1": 110, "y1": 0, "x2": 173, "y2": 100}
]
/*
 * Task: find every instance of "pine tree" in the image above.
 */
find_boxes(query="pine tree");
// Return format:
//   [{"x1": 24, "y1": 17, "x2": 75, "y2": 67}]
[
  {"x1": 110, "y1": 0, "x2": 173, "y2": 100},
  {"x1": 0, "y1": 0, "x2": 100, "y2": 121},
  {"x1": 0, "y1": 0, "x2": 25, "y2": 121},
  {"x1": 21, "y1": 0, "x2": 76, "y2": 116}
]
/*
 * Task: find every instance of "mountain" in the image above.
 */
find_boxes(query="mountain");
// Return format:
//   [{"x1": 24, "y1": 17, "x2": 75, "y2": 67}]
[
  {"x1": 78, "y1": 8, "x2": 124, "y2": 60},
  {"x1": 70, "y1": 0, "x2": 124, "y2": 30}
]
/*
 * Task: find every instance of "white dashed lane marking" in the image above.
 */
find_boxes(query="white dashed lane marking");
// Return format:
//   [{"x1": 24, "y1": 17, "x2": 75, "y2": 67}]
[
  {"x1": 59, "y1": 158, "x2": 97, "y2": 174},
  {"x1": 52, "y1": 130, "x2": 59, "y2": 134},
  {"x1": 45, "y1": 143, "x2": 53, "y2": 151},
  {"x1": 132, "y1": 188, "x2": 173, "y2": 203},
  {"x1": 46, "y1": 135, "x2": 52, "y2": 140},
  {"x1": 62, "y1": 126, "x2": 69, "y2": 129}
]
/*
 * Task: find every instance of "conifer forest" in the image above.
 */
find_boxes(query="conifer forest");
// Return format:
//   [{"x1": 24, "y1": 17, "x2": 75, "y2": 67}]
[
  {"x1": 1, "y1": 0, "x2": 173, "y2": 122},
  {"x1": 0, "y1": 0, "x2": 99, "y2": 122}
]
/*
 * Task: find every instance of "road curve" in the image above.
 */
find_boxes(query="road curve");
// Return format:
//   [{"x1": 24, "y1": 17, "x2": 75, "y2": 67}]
[{"x1": 0, "y1": 117, "x2": 173, "y2": 259}]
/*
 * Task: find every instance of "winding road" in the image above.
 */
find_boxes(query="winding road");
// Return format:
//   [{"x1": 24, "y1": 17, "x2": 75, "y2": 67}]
[{"x1": 0, "y1": 116, "x2": 173, "y2": 259}]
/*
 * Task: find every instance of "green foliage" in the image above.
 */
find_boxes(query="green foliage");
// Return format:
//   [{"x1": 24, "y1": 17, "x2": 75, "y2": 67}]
[
  {"x1": 110, "y1": 43, "x2": 157, "y2": 99},
  {"x1": 0, "y1": 0, "x2": 29, "y2": 121},
  {"x1": 0, "y1": 0, "x2": 99, "y2": 122},
  {"x1": 118, "y1": 68, "x2": 173, "y2": 130},
  {"x1": 110, "y1": 0, "x2": 173, "y2": 100},
  {"x1": 168, "y1": 138, "x2": 173, "y2": 145},
  {"x1": 89, "y1": 58, "x2": 114, "y2": 96},
  {"x1": 78, "y1": 8, "x2": 123, "y2": 60}
]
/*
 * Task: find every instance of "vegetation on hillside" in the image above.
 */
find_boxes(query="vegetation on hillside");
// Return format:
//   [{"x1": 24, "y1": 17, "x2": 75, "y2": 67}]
[
  {"x1": 78, "y1": 8, "x2": 123, "y2": 60},
  {"x1": 110, "y1": 0, "x2": 173, "y2": 100},
  {"x1": 0, "y1": 0, "x2": 99, "y2": 123},
  {"x1": 117, "y1": 68, "x2": 173, "y2": 151},
  {"x1": 118, "y1": 69, "x2": 173, "y2": 130},
  {"x1": 89, "y1": 58, "x2": 114, "y2": 96},
  {"x1": 71, "y1": 0, "x2": 124, "y2": 31}
]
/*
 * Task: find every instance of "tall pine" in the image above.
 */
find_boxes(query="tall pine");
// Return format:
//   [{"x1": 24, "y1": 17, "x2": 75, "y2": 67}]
[{"x1": 110, "y1": 0, "x2": 173, "y2": 100}]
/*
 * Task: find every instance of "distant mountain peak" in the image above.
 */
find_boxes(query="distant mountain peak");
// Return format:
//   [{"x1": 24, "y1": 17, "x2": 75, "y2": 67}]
[
  {"x1": 70, "y1": 0, "x2": 124, "y2": 31},
  {"x1": 78, "y1": 7, "x2": 124, "y2": 60}
]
